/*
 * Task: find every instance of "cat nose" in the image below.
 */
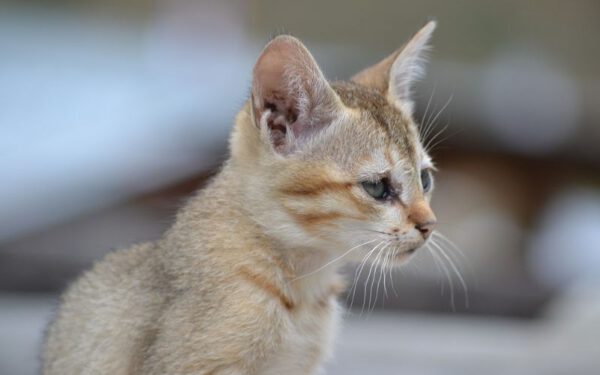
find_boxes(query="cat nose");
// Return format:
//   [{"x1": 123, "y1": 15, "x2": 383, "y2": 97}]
[
  {"x1": 408, "y1": 200, "x2": 436, "y2": 239},
  {"x1": 415, "y1": 221, "x2": 435, "y2": 239}
]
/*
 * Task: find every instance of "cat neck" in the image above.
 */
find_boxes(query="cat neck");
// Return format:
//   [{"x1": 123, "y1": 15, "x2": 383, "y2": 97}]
[
  {"x1": 284, "y1": 246, "x2": 347, "y2": 306},
  {"x1": 164, "y1": 164, "x2": 346, "y2": 306}
]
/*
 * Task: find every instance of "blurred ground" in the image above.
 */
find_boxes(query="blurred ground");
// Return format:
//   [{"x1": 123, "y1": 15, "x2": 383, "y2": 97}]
[{"x1": 2, "y1": 289, "x2": 598, "y2": 375}]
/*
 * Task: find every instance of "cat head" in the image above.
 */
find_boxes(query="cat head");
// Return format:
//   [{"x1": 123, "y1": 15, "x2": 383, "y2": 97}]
[{"x1": 231, "y1": 22, "x2": 437, "y2": 265}]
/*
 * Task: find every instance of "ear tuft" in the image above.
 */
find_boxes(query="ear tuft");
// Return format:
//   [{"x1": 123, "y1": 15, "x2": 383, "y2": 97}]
[
  {"x1": 251, "y1": 35, "x2": 342, "y2": 154},
  {"x1": 352, "y1": 21, "x2": 436, "y2": 115},
  {"x1": 388, "y1": 21, "x2": 436, "y2": 112}
]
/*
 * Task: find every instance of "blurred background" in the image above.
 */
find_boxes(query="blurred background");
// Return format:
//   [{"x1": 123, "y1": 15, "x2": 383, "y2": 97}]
[{"x1": 1, "y1": 0, "x2": 599, "y2": 374}]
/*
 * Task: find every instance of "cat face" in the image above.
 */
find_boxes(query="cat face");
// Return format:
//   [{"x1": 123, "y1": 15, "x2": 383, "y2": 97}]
[{"x1": 236, "y1": 22, "x2": 437, "y2": 265}]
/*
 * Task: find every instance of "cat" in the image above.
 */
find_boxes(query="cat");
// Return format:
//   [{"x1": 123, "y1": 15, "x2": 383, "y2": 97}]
[{"x1": 43, "y1": 21, "x2": 438, "y2": 375}]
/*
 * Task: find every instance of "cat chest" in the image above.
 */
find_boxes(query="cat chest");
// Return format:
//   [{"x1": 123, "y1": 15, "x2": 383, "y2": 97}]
[{"x1": 260, "y1": 299, "x2": 342, "y2": 375}]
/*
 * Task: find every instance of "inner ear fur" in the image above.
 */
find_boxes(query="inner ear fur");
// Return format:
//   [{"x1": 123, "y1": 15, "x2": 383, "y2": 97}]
[
  {"x1": 351, "y1": 21, "x2": 436, "y2": 114},
  {"x1": 251, "y1": 35, "x2": 343, "y2": 153}
]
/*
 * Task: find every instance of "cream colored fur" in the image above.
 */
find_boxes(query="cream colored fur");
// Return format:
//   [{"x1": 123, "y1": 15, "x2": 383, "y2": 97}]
[{"x1": 43, "y1": 22, "x2": 438, "y2": 375}]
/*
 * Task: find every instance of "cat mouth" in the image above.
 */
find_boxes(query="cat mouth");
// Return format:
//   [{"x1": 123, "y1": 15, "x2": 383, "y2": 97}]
[
  {"x1": 404, "y1": 247, "x2": 419, "y2": 256},
  {"x1": 395, "y1": 247, "x2": 419, "y2": 259}
]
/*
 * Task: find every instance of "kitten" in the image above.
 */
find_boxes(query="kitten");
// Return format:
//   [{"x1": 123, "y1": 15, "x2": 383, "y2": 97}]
[{"x1": 43, "y1": 21, "x2": 438, "y2": 375}]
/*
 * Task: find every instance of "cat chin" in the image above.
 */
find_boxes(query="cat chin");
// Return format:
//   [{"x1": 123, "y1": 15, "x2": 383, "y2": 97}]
[{"x1": 391, "y1": 245, "x2": 424, "y2": 264}]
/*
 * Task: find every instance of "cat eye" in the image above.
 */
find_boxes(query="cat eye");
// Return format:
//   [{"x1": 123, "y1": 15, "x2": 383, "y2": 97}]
[
  {"x1": 421, "y1": 169, "x2": 433, "y2": 192},
  {"x1": 361, "y1": 179, "x2": 391, "y2": 200}
]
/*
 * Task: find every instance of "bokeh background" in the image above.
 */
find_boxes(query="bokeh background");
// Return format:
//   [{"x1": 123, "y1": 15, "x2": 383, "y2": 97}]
[{"x1": 1, "y1": 0, "x2": 599, "y2": 374}]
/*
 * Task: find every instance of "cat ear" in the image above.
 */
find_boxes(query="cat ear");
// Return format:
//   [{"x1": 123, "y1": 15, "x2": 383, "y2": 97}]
[
  {"x1": 351, "y1": 21, "x2": 436, "y2": 114},
  {"x1": 251, "y1": 35, "x2": 343, "y2": 154}
]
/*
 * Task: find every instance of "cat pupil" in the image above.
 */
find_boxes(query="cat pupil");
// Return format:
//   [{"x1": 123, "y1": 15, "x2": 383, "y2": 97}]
[
  {"x1": 363, "y1": 171, "x2": 431, "y2": 200},
  {"x1": 362, "y1": 180, "x2": 388, "y2": 200},
  {"x1": 421, "y1": 169, "x2": 432, "y2": 192}
]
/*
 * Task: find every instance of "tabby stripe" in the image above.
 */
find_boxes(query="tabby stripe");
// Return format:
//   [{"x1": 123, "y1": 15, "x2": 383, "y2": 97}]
[
  {"x1": 288, "y1": 211, "x2": 345, "y2": 227},
  {"x1": 280, "y1": 181, "x2": 353, "y2": 197},
  {"x1": 237, "y1": 266, "x2": 294, "y2": 310},
  {"x1": 282, "y1": 183, "x2": 376, "y2": 218}
]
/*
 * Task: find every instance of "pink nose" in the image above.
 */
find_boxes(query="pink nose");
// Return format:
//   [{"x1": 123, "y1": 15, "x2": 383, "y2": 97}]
[
  {"x1": 408, "y1": 200, "x2": 437, "y2": 239},
  {"x1": 415, "y1": 221, "x2": 435, "y2": 239}
]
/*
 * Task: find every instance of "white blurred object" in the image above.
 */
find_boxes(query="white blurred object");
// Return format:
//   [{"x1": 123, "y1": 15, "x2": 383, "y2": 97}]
[
  {"x1": 481, "y1": 45, "x2": 580, "y2": 154},
  {"x1": 543, "y1": 281, "x2": 600, "y2": 355},
  {"x1": 528, "y1": 187, "x2": 600, "y2": 288},
  {"x1": 0, "y1": 294, "x2": 55, "y2": 375},
  {"x1": 0, "y1": 3, "x2": 253, "y2": 241}
]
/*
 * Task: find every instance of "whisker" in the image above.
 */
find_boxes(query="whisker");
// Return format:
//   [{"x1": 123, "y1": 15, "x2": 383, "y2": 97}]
[
  {"x1": 427, "y1": 94, "x2": 453, "y2": 133},
  {"x1": 423, "y1": 94, "x2": 453, "y2": 151},
  {"x1": 362, "y1": 229, "x2": 392, "y2": 236},
  {"x1": 425, "y1": 242, "x2": 446, "y2": 295},
  {"x1": 348, "y1": 241, "x2": 384, "y2": 310},
  {"x1": 430, "y1": 239, "x2": 469, "y2": 309},
  {"x1": 432, "y1": 232, "x2": 477, "y2": 289},
  {"x1": 428, "y1": 243, "x2": 456, "y2": 311},
  {"x1": 427, "y1": 127, "x2": 465, "y2": 152},
  {"x1": 432, "y1": 232, "x2": 466, "y2": 260},
  {"x1": 371, "y1": 244, "x2": 390, "y2": 312},
  {"x1": 293, "y1": 239, "x2": 378, "y2": 281},
  {"x1": 424, "y1": 122, "x2": 449, "y2": 152},
  {"x1": 363, "y1": 243, "x2": 388, "y2": 315},
  {"x1": 381, "y1": 246, "x2": 393, "y2": 300},
  {"x1": 388, "y1": 246, "x2": 399, "y2": 298},
  {"x1": 420, "y1": 83, "x2": 437, "y2": 140}
]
